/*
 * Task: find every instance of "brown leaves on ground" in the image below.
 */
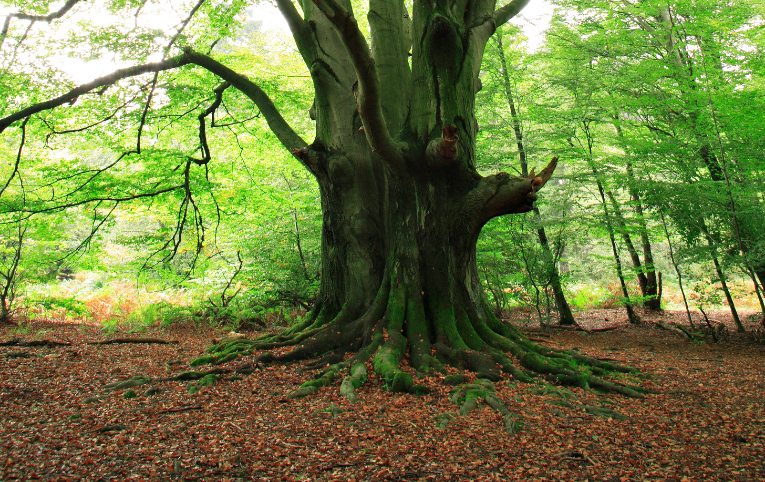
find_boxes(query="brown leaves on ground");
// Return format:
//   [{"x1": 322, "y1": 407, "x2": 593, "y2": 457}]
[{"x1": 1, "y1": 311, "x2": 764, "y2": 480}]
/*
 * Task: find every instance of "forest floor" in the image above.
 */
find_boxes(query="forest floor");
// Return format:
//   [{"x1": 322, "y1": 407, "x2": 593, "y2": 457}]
[{"x1": 1, "y1": 309, "x2": 764, "y2": 480}]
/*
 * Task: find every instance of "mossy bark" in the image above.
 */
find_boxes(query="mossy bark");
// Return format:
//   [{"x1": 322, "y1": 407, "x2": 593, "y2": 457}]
[
  {"x1": 245, "y1": 155, "x2": 644, "y2": 398},
  {"x1": 200, "y1": 2, "x2": 644, "y2": 398}
]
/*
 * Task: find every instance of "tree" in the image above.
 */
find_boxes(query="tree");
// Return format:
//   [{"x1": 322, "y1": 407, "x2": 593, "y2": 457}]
[
  {"x1": 491, "y1": 28, "x2": 576, "y2": 326},
  {"x1": 0, "y1": 218, "x2": 24, "y2": 323},
  {"x1": 0, "y1": 0, "x2": 643, "y2": 396}
]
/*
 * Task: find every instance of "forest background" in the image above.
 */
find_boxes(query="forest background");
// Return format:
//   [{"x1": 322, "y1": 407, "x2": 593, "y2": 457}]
[{"x1": 0, "y1": 0, "x2": 763, "y2": 334}]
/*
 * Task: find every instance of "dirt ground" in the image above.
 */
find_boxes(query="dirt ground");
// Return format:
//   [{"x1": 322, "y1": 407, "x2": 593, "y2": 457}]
[{"x1": 1, "y1": 310, "x2": 764, "y2": 480}]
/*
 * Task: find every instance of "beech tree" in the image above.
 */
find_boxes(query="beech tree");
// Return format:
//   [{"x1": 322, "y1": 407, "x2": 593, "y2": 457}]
[{"x1": 0, "y1": 0, "x2": 643, "y2": 396}]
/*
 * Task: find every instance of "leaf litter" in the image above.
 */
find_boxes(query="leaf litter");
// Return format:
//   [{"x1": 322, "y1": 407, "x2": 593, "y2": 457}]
[{"x1": 1, "y1": 311, "x2": 763, "y2": 480}]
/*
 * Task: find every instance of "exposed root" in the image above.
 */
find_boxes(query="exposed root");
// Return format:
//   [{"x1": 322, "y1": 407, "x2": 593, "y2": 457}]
[
  {"x1": 288, "y1": 362, "x2": 345, "y2": 398},
  {"x1": 0, "y1": 339, "x2": 70, "y2": 347},
  {"x1": 435, "y1": 343, "x2": 501, "y2": 381},
  {"x1": 489, "y1": 350, "x2": 534, "y2": 383},
  {"x1": 104, "y1": 375, "x2": 152, "y2": 392},
  {"x1": 373, "y1": 332, "x2": 415, "y2": 393},
  {"x1": 182, "y1": 316, "x2": 646, "y2": 402},
  {"x1": 172, "y1": 368, "x2": 230, "y2": 381},
  {"x1": 339, "y1": 363, "x2": 368, "y2": 402},
  {"x1": 450, "y1": 379, "x2": 522, "y2": 433},
  {"x1": 179, "y1": 282, "x2": 648, "y2": 405},
  {"x1": 188, "y1": 373, "x2": 218, "y2": 394},
  {"x1": 303, "y1": 350, "x2": 345, "y2": 370},
  {"x1": 289, "y1": 333, "x2": 383, "y2": 399},
  {"x1": 88, "y1": 337, "x2": 176, "y2": 345},
  {"x1": 657, "y1": 321, "x2": 704, "y2": 342},
  {"x1": 190, "y1": 337, "x2": 257, "y2": 366},
  {"x1": 156, "y1": 405, "x2": 203, "y2": 415},
  {"x1": 443, "y1": 374, "x2": 470, "y2": 386}
]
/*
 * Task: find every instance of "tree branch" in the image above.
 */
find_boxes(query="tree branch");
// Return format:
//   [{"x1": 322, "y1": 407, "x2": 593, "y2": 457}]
[
  {"x1": 12, "y1": 185, "x2": 183, "y2": 217},
  {"x1": 0, "y1": 50, "x2": 306, "y2": 149},
  {"x1": 309, "y1": 0, "x2": 403, "y2": 166},
  {"x1": 273, "y1": 0, "x2": 315, "y2": 62},
  {"x1": 0, "y1": 56, "x2": 191, "y2": 134},
  {"x1": 471, "y1": 0, "x2": 531, "y2": 44},
  {"x1": 494, "y1": 0, "x2": 532, "y2": 27},
  {"x1": 0, "y1": 117, "x2": 28, "y2": 199},
  {"x1": 470, "y1": 157, "x2": 558, "y2": 223},
  {"x1": 182, "y1": 49, "x2": 308, "y2": 154},
  {"x1": 0, "y1": 49, "x2": 309, "y2": 172},
  {"x1": 0, "y1": 0, "x2": 82, "y2": 49},
  {"x1": 368, "y1": 0, "x2": 411, "y2": 132},
  {"x1": 189, "y1": 81, "x2": 230, "y2": 165}
]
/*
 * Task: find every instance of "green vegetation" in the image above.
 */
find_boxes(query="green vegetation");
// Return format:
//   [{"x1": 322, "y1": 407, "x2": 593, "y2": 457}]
[{"x1": 0, "y1": 1, "x2": 762, "y2": 403}]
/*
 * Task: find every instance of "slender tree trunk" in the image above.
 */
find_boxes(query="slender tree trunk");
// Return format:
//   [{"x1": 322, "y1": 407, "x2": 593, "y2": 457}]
[
  {"x1": 291, "y1": 209, "x2": 310, "y2": 281},
  {"x1": 495, "y1": 33, "x2": 576, "y2": 326},
  {"x1": 611, "y1": 118, "x2": 661, "y2": 310},
  {"x1": 596, "y1": 181, "x2": 640, "y2": 325},
  {"x1": 0, "y1": 296, "x2": 9, "y2": 324},
  {"x1": 746, "y1": 270, "x2": 765, "y2": 318},
  {"x1": 700, "y1": 223, "x2": 744, "y2": 333},
  {"x1": 606, "y1": 191, "x2": 651, "y2": 300},
  {"x1": 576, "y1": 127, "x2": 640, "y2": 325},
  {"x1": 659, "y1": 212, "x2": 694, "y2": 327},
  {"x1": 0, "y1": 222, "x2": 24, "y2": 325}
]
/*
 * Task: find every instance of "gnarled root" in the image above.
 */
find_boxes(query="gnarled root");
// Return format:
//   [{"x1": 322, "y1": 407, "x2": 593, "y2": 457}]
[
  {"x1": 450, "y1": 379, "x2": 523, "y2": 433},
  {"x1": 186, "y1": 272, "x2": 647, "y2": 406}
]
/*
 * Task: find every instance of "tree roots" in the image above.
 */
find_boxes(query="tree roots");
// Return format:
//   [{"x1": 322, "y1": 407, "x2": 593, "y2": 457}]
[
  {"x1": 103, "y1": 288, "x2": 648, "y2": 431},
  {"x1": 449, "y1": 378, "x2": 523, "y2": 433},
  {"x1": 182, "y1": 296, "x2": 648, "y2": 409}
]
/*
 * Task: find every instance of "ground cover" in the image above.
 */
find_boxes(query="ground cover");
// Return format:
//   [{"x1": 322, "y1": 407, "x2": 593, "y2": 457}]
[{"x1": 1, "y1": 311, "x2": 763, "y2": 480}]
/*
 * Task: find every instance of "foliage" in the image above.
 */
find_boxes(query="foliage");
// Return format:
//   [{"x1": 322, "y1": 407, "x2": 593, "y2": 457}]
[{"x1": 0, "y1": 0, "x2": 762, "y2": 330}]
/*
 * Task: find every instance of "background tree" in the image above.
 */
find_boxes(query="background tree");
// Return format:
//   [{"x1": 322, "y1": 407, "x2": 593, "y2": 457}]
[{"x1": 478, "y1": 26, "x2": 577, "y2": 326}]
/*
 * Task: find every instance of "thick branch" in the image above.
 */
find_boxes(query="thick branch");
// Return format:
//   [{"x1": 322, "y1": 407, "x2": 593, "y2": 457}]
[
  {"x1": 0, "y1": 50, "x2": 307, "y2": 159},
  {"x1": 473, "y1": 157, "x2": 558, "y2": 222},
  {"x1": 274, "y1": 0, "x2": 315, "y2": 62},
  {"x1": 310, "y1": 0, "x2": 403, "y2": 165},
  {"x1": 494, "y1": 0, "x2": 532, "y2": 27},
  {"x1": 425, "y1": 124, "x2": 460, "y2": 167},
  {"x1": 368, "y1": 0, "x2": 411, "y2": 132},
  {"x1": 471, "y1": 0, "x2": 531, "y2": 45},
  {"x1": 183, "y1": 49, "x2": 308, "y2": 153},
  {"x1": 0, "y1": 56, "x2": 191, "y2": 134},
  {"x1": 190, "y1": 81, "x2": 230, "y2": 166}
]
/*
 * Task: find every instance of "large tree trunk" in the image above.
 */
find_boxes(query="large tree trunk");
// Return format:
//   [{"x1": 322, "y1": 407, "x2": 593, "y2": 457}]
[
  {"x1": 288, "y1": 151, "x2": 541, "y2": 376},
  {"x1": 244, "y1": 0, "x2": 643, "y2": 396},
  {"x1": 239, "y1": 154, "x2": 644, "y2": 396}
]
